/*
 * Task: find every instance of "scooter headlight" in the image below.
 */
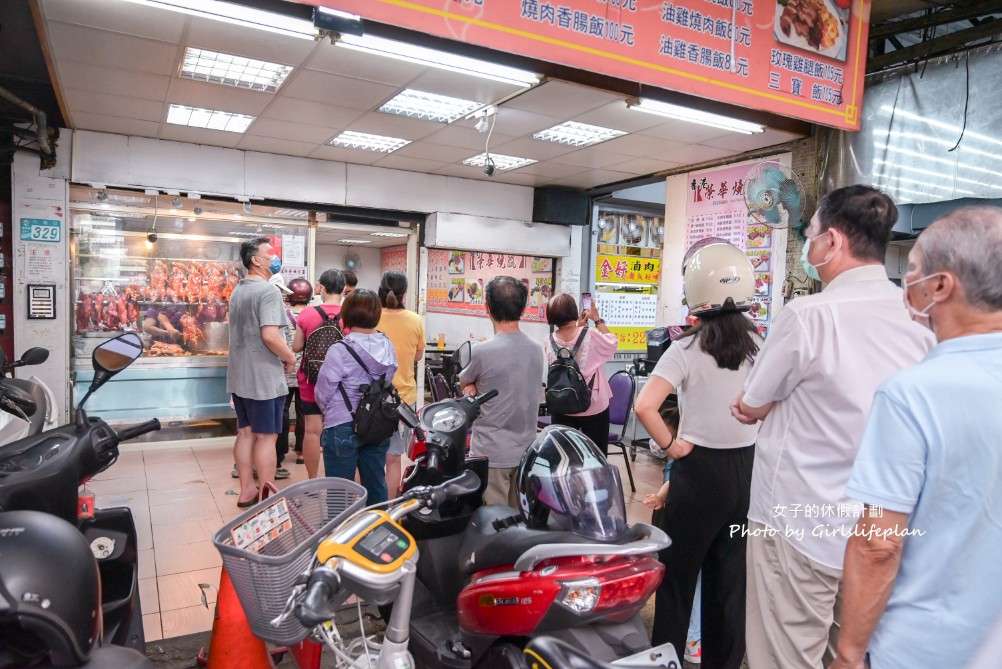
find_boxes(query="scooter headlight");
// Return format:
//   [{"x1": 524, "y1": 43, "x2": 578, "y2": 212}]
[
  {"x1": 556, "y1": 578, "x2": 601, "y2": 613},
  {"x1": 427, "y1": 407, "x2": 466, "y2": 432}
]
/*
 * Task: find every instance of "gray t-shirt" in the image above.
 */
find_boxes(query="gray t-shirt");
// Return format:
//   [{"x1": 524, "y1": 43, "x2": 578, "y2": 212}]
[
  {"x1": 459, "y1": 331, "x2": 545, "y2": 468},
  {"x1": 226, "y1": 277, "x2": 289, "y2": 400}
]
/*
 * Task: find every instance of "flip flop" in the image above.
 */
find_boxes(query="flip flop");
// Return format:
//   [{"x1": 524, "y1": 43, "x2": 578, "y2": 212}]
[{"x1": 237, "y1": 489, "x2": 259, "y2": 508}]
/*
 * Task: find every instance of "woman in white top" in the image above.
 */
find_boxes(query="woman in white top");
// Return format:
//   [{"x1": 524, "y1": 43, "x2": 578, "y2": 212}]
[{"x1": 635, "y1": 242, "x2": 762, "y2": 669}]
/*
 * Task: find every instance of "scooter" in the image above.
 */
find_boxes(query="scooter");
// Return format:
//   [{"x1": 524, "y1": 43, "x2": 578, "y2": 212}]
[
  {"x1": 523, "y1": 636, "x2": 680, "y2": 669},
  {"x1": 0, "y1": 345, "x2": 58, "y2": 444},
  {"x1": 391, "y1": 392, "x2": 673, "y2": 668},
  {"x1": 0, "y1": 332, "x2": 161, "y2": 662}
]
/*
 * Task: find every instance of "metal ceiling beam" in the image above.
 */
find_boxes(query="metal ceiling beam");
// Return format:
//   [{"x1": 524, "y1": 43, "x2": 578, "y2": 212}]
[
  {"x1": 869, "y1": 0, "x2": 1002, "y2": 40},
  {"x1": 867, "y1": 16, "x2": 1002, "y2": 71}
]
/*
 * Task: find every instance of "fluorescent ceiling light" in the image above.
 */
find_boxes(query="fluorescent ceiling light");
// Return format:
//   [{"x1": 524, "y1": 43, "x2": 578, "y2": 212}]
[
  {"x1": 336, "y1": 34, "x2": 540, "y2": 87},
  {"x1": 462, "y1": 152, "x2": 537, "y2": 172},
  {"x1": 337, "y1": 239, "x2": 372, "y2": 244},
  {"x1": 167, "y1": 103, "x2": 255, "y2": 133},
  {"x1": 627, "y1": 98, "x2": 764, "y2": 134},
  {"x1": 379, "y1": 89, "x2": 483, "y2": 124},
  {"x1": 370, "y1": 231, "x2": 409, "y2": 238},
  {"x1": 328, "y1": 130, "x2": 411, "y2": 153},
  {"x1": 533, "y1": 121, "x2": 627, "y2": 147},
  {"x1": 119, "y1": 0, "x2": 315, "y2": 40},
  {"x1": 274, "y1": 209, "x2": 308, "y2": 218},
  {"x1": 181, "y1": 47, "x2": 293, "y2": 93}
]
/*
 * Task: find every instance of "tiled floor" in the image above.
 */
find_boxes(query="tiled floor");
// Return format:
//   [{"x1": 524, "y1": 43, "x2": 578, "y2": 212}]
[{"x1": 90, "y1": 437, "x2": 667, "y2": 642}]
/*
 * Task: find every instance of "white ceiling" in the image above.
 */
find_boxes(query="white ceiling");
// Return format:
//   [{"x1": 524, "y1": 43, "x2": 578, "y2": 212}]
[{"x1": 36, "y1": 0, "x2": 806, "y2": 191}]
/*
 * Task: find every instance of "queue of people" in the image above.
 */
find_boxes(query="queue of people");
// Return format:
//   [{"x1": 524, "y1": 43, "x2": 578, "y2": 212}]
[{"x1": 224, "y1": 192, "x2": 1002, "y2": 669}]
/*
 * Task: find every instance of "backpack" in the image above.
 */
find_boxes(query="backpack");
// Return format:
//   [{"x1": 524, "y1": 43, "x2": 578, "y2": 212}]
[
  {"x1": 302, "y1": 306, "x2": 344, "y2": 385},
  {"x1": 336, "y1": 341, "x2": 402, "y2": 444},
  {"x1": 544, "y1": 327, "x2": 595, "y2": 415}
]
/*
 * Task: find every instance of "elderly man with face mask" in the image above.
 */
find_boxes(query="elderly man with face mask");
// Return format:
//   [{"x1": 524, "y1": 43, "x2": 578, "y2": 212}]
[
  {"x1": 829, "y1": 206, "x2": 1002, "y2": 669},
  {"x1": 730, "y1": 185, "x2": 935, "y2": 669}
]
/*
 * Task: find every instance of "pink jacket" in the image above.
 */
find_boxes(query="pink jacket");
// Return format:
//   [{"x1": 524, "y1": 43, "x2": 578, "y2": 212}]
[{"x1": 544, "y1": 327, "x2": 619, "y2": 416}]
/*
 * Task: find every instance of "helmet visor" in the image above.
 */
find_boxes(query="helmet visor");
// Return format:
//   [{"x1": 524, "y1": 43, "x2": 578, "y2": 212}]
[{"x1": 556, "y1": 464, "x2": 628, "y2": 541}]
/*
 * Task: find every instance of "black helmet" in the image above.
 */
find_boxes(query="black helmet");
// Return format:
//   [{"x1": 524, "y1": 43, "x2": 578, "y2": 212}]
[
  {"x1": 0, "y1": 511, "x2": 102, "y2": 667},
  {"x1": 516, "y1": 425, "x2": 629, "y2": 542}
]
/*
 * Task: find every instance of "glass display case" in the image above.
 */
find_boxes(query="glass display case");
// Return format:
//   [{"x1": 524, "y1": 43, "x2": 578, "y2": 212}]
[{"x1": 68, "y1": 187, "x2": 310, "y2": 423}]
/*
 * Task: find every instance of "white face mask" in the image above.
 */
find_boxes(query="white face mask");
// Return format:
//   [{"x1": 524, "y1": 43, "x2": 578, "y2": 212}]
[{"x1": 902, "y1": 273, "x2": 942, "y2": 322}]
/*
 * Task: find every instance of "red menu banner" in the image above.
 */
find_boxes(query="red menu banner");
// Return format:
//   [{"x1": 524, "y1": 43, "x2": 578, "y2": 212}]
[
  {"x1": 380, "y1": 246, "x2": 408, "y2": 275},
  {"x1": 305, "y1": 0, "x2": 869, "y2": 130}
]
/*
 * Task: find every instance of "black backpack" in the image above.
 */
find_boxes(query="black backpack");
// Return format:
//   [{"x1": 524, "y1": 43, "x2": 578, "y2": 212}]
[
  {"x1": 336, "y1": 341, "x2": 402, "y2": 444},
  {"x1": 302, "y1": 306, "x2": 344, "y2": 385},
  {"x1": 544, "y1": 328, "x2": 595, "y2": 415}
]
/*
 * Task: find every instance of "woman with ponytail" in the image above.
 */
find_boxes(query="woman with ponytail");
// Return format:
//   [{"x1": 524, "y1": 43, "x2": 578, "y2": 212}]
[{"x1": 376, "y1": 270, "x2": 425, "y2": 497}]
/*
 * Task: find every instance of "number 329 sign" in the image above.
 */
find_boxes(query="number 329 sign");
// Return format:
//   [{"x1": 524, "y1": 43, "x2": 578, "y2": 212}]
[{"x1": 20, "y1": 218, "x2": 62, "y2": 243}]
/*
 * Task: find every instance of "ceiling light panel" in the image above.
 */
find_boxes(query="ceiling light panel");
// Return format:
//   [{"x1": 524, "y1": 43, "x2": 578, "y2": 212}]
[
  {"x1": 462, "y1": 153, "x2": 537, "y2": 172},
  {"x1": 337, "y1": 239, "x2": 372, "y2": 244},
  {"x1": 328, "y1": 130, "x2": 411, "y2": 153},
  {"x1": 627, "y1": 99, "x2": 764, "y2": 134},
  {"x1": 379, "y1": 89, "x2": 483, "y2": 124},
  {"x1": 181, "y1": 47, "x2": 294, "y2": 93},
  {"x1": 370, "y1": 231, "x2": 409, "y2": 238},
  {"x1": 166, "y1": 104, "x2": 255, "y2": 133},
  {"x1": 533, "y1": 121, "x2": 627, "y2": 147}
]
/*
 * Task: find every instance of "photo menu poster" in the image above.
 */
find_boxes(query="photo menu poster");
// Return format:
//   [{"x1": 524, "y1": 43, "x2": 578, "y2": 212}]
[
  {"x1": 684, "y1": 162, "x2": 789, "y2": 336},
  {"x1": 426, "y1": 248, "x2": 554, "y2": 323}
]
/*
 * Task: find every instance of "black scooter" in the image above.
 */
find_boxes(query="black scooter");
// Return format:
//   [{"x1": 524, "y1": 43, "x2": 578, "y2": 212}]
[{"x1": 0, "y1": 333, "x2": 161, "y2": 664}]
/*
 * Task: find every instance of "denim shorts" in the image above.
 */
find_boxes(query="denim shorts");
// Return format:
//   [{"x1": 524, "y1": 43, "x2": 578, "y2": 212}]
[{"x1": 232, "y1": 394, "x2": 284, "y2": 434}]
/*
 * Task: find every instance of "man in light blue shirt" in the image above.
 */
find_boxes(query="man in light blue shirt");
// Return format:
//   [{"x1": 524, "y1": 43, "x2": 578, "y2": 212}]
[{"x1": 833, "y1": 206, "x2": 1002, "y2": 669}]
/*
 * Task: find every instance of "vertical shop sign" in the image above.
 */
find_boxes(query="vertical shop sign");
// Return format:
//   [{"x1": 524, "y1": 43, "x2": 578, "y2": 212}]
[
  {"x1": 426, "y1": 249, "x2": 552, "y2": 323},
  {"x1": 305, "y1": 0, "x2": 869, "y2": 130},
  {"x1": 684, "y1": 161, "x2": 788, "y2": 336}
]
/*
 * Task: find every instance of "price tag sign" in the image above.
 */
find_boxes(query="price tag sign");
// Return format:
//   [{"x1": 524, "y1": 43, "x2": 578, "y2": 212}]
[{"x1": 20, "y1": 218, "x2": 62, "y2": 243}]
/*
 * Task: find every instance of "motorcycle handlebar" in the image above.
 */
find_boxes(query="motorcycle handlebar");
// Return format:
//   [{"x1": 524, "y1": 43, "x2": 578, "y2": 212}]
[
  {"x1": 474, "y1": 389, "x2": 498, "y2": 406},
  {"x1": 431, "y1": 470, "x2": 481, "y2": 507},
  {"x1": 295, "y1": 568, "x2": 343, "y2": 628},
  {"x1": 116, "y1": 419, "x2": 161, "y2": 443}
]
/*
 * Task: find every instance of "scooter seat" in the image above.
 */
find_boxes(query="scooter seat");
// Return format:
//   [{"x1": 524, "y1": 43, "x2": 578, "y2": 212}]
[{"x1": 457, "y1": 504, "x2": 585, "y2": 575}]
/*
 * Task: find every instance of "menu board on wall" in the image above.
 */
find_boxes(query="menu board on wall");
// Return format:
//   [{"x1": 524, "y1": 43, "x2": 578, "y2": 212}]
[
  {"x1": 380, "y1": 246, "x2": 407, "y2": 275},
  {"x1": 426, "y1": 248, "x2": 554, "y2": 323},
  {"x1": 312, "y1": 0, "x2": 870, "y2": 131},
  {"x1": 684, "y1": 162, "x2": 788, "y2": 336}
]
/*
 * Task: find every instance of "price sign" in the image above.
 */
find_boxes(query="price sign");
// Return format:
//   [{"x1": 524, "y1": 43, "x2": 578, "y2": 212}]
[{"x1": 20, "y1": 218, "x2": 62, "y2": 243}]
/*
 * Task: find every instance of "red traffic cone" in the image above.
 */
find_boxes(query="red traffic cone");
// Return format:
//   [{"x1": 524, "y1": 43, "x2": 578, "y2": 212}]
[{"x1": 198, "y1": 567, "x2": 272, "y2": 669}]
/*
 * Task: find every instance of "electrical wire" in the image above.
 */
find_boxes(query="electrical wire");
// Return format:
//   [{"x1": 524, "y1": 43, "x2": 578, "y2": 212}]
[{"x1": 948, "y1": 51, "x2": 970, "y2": 152}]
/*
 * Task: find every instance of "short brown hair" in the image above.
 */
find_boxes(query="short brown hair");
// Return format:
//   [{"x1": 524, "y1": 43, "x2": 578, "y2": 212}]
[
  {"x1": 546, "y1": 293, "x2": 579, "y2": 326},
  {"x1": 340, "y1": 288, "x2": 381, "y2": 329}
]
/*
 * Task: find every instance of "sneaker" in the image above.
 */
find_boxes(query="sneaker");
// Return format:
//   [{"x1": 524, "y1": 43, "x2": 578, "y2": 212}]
[
  {"x1": 295, "y1": 456, "x2": 305, "y2": 465},
  {"x1": 684, "y1": 639, "x2": 701, "y2": 664},
  {"x1": 231, "y1": 465, "x2": 259, "y2": 479},
  {"x1": 275, "y1": 467, "x2": 291, "y2": 480}
]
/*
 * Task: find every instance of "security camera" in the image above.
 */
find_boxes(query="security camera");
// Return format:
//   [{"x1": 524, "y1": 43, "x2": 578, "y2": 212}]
[
  {"x1": 484, "y1": 163, "x2": 496, "y2": 177},
  {"x1": 147, "y1": 231, "x2": 158, "y2": 244}
]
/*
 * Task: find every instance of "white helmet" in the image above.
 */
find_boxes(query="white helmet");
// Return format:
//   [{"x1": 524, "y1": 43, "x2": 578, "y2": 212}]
[{"x1": 683, "y1": 242, "x2": 754, "y2": 316}]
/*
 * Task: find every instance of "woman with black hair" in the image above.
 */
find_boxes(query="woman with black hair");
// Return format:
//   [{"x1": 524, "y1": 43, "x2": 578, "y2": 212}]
[
  {"x1": 376, "y1": 271, "x2": 424, "y2": 498},
  {"x1": 634, "y1": 242, "x2": 762, "y2": 669}
]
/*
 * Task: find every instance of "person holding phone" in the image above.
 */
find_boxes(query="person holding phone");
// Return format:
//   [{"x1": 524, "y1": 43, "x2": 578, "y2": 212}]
[{"x1": 543, "y1": 293, "x2": 619, "y2": 455}]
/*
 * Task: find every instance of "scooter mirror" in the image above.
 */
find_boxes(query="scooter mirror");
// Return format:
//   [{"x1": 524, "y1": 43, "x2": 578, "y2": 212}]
[
  {"x1": 20, "y1": 347, "x2": 49, "y2": 366},
  {"x1": 398, "y1": 402, "x2": 420, "y2": 429},
  {"x1": 79, "y1": 333, "x2": 144, "y2": 412},
  {"x1": 93, "y1": 333, "x2": 143, "y2": 375}
]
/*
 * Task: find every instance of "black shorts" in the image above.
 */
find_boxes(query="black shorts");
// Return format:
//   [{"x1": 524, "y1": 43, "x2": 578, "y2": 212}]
[{"x1": 301, "y1": 400, "x2": 323, "y2": 416}]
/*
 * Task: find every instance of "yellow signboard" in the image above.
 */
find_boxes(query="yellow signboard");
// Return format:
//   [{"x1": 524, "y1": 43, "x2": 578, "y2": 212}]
[{"x1": 595, "y1": 254, "x2": 661, "y2": 285}]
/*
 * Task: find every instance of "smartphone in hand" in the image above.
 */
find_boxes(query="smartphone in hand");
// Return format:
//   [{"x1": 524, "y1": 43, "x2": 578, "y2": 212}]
[{"x1": 581, "y1": 292, "x2": 592, "y2": 311}]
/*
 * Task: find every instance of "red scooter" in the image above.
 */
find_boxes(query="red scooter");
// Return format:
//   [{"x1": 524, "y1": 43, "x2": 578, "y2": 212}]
[{"x1": 391, "y1": 392, "x2": 674, "y2": 668}]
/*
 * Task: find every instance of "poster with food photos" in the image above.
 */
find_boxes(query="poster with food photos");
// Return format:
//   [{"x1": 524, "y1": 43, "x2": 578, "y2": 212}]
[
  {"x1": 230, "y1": 497, "x2": 293, "y2": 554},
  {"x1": 684, "y1": 161, "x2": 789, "y2": 335},
  {"x1": 426, "y1": 248, "x2": 553, "y2": 323}
]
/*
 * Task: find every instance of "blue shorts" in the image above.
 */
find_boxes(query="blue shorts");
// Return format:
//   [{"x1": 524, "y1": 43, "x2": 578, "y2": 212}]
[{"x1": 233, "y1": 394, "x2": 285, "y2": 434}]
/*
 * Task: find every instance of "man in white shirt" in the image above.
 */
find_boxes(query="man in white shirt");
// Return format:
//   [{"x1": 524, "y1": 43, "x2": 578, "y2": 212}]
[{"x1": 731, "y1": 185, "x2": 934, "y2": 669}]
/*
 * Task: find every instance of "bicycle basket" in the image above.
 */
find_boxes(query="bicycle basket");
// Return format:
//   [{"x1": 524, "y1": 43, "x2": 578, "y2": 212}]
[{"x1": 212, "y1": 478, "x2": 367, "y2": 645}]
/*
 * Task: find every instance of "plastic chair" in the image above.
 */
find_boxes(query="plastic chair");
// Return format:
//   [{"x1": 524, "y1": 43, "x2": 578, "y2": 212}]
[
  {"x1": 607, "y1": 370, "x2": 637, "y2": 493},
  {"x1": 431, "y1": 374, "x2": 452, "y2": 402}
]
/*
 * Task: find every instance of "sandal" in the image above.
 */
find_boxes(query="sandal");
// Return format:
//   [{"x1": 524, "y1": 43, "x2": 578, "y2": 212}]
[{"x1": 237, "y1": 489, "x2": 259, "y2": 508}]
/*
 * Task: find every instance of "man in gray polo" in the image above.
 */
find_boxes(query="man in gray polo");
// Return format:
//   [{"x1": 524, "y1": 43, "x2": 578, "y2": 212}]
[{"x1": 227, "y1": 236, "x2": 296, "y2": 508}]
